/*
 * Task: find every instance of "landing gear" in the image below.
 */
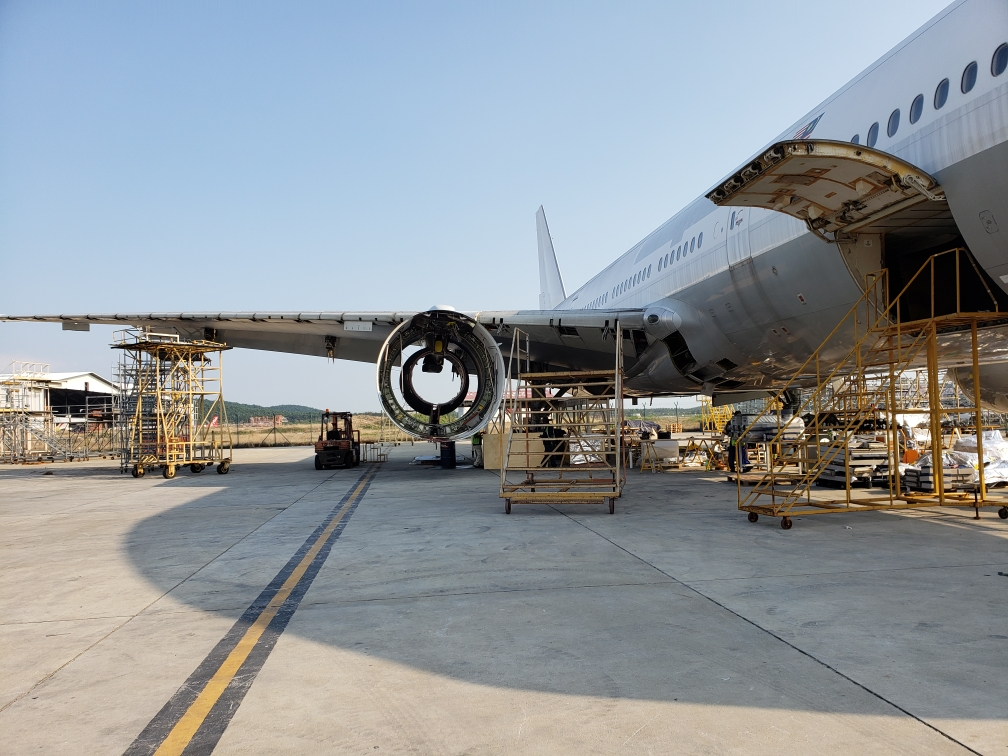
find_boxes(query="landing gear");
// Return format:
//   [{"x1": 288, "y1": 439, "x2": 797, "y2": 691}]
[
  {"x1": 780, "y1": 516, "x2": 793, "y2": 530},
  {"x1": 505, "y1": 499, "x2": 512, "y2": 514},
  {"x1": 217, "y1": 459, "x2": 231, "y2": 475},
  {"x1": 189, "y1": 463, "x2": 205, "y2": 474},
  {"x1": 747, "y1": 511, "x2": 758, "y2": 523},
  {"x1": 999, "y1": 506, "x2": 1008, "y2": 520},
  {"x1": 162, "y1": 465, "x2": 176, "y2": 479}
]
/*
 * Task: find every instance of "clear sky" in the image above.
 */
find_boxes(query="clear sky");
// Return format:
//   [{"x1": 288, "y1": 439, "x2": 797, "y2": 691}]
[{"x1": 0, "y1": 1, "x2": 951, "y2": 410}]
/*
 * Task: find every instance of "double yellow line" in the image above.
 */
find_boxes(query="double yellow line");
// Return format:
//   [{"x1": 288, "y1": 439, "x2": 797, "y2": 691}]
[{"x1": 153, "y1": 467, "x2": 377, "y2": 756}]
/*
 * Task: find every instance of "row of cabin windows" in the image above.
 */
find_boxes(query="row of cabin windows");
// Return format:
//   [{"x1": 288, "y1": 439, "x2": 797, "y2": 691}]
[
  {"x1": 604, "y1": 228, "x2": 705, "y2": 304},
  {"x1": 851, "y1": 43, "x2": 1007, "y2": 148},
  {"x1": 584, "y1": 291, "x2": 608, "y2": 309},
  {"x1": 657, "y1": 232, "x2": 703, "y2": 274},
  {"x1": 613, "y1": 263, "x2": 653, "y2": 299}
]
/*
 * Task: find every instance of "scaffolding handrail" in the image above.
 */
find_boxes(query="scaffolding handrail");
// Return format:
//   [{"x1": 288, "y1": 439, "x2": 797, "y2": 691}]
[
  {"x1": 736, "y1": 246, "x2": 1004, "y2": 518},
  {"x1": 498, "y1": 325, "x2": 625, "y2": 508},
  {"x1": 736, "y1": 247, "x2": 993, "y2": 452}
]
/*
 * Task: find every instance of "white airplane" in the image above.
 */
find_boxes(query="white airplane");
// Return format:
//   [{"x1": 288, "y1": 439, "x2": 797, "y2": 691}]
[{"x1": 4, "y1": 0, "x2": 1008, "y2": 438}]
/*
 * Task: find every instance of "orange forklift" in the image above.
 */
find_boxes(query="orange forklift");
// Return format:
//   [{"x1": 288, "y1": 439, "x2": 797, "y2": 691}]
[{"x1": 314, "y1": 410, "x2": 361, "y2": 469}]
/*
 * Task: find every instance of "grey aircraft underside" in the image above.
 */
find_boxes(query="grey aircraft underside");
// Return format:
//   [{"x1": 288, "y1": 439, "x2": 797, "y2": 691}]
[{"x1": 4, "y1": 0, "x2": 1008, "y2": 440}]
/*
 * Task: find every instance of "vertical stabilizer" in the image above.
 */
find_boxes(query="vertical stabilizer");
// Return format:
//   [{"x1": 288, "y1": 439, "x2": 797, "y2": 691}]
[{"x1": 536, "y1": 206, "x2": 566, "y2": 309}]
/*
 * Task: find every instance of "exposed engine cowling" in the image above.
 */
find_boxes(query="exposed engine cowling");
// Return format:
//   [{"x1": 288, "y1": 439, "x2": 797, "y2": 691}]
[{"x1": 376, "y1": 309, "x2": 505, "y2": 441}]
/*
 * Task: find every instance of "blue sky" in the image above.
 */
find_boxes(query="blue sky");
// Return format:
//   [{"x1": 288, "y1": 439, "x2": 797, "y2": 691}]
[{"x1": 0, "y1": 1, "x2": 950, "y2": 410}]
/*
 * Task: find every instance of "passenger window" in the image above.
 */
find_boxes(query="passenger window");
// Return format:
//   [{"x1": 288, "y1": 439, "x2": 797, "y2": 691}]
[
  {"x1": 690, "y1": 237, "x2": 695, "y2": 253},
  {"x1": 647, "y1": 264, "x2": 651, "y2": 278},
  {"x1": 665, "y1": 253, "x2": 669, "y2": 266},
  {"x1": 934, "y1": 78, "x2": 949, "y2": 109},
  {"x1": 851, "y1": 134, "x2": 860, "y2": 144},
  {"x1": 730, "y1": 211, "x2": 736, "y2": 230},
  {"x1": 909, "y1": 94, "x2": 924, "y2": 124},
  {"x1": 887, "y1": 109, "x2": 900, "y2": 138},
  {"x1": 676, "y1": 245, "x2": 681, "y2": 261},
  {"x1": 658, "y1": 258, "x2": 662, "y2": 272},
  {"x1": 961, "y1": 61, "x2": 977, "y2": 93},
  {"x1": 993, "y1": 43, "x2": 1008, "y2": 77},
  {"x1": 867, "y1": 121, "x2": 879, "y2": 148},
  {"x1": 698, "y1": 232, "x2": 703, "y2": 249}
]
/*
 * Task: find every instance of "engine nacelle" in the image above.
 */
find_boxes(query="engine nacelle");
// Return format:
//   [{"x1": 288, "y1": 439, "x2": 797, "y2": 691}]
[{"x1": 376, "y1": 309, "x2": 505, "y2": 441}]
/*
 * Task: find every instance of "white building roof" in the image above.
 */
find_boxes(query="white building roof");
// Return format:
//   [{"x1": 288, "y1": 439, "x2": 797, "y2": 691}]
[{"x1": 0, "y1": 371, "x2": 116, "y2": 394}]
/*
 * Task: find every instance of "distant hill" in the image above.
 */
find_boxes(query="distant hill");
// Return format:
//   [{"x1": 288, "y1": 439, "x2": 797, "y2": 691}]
[
  {"x1": 220, "y1": 402, "x2": 323, "y2": 424},
  {"x1": 219, "y1": 402, "x2": 383, "y2": 424}
]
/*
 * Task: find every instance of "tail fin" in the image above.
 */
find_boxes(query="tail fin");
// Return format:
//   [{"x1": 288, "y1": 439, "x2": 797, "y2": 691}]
[{"x1": 536, "y1": 206, "x2": 567, "y2": 309}]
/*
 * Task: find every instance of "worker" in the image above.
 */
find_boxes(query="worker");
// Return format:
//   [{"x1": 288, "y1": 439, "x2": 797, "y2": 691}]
[
  {"x1": 725, "y1": 410, "x2": 750, "y2": 473},
  {"x1": 471, "y1": 432, "x2": 484, "y2": 468},
  {"x1": 327, "y1": 420, "x2": 341, "y2": 441}
]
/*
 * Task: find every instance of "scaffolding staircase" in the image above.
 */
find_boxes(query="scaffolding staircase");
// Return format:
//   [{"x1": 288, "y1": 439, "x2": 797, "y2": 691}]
[
  {"x1": 114, "y1": 330, "x2": 233, "y2": 478},
  {"x1": 499, "y1": 328, "x2": 624, "y2": 513},
  {"x1": 738, "y1": 248, "x2": 1008, "y2": 526},
  {"x1": 1, "y1": 372, "x2": 73, "y2": 463},
  {"x1": 700, "y1": 397, "x2": 734, "y2": 434}
]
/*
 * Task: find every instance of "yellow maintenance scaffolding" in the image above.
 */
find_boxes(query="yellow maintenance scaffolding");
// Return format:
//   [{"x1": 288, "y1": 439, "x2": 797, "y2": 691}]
[
  {"x1": 499, "y1": 328, "x2": 624, "y2": 514},
  {"x1": 737, "y1": 248, "x2": 1008, "y2": 527},
  {"x1": 114, "y1": 330, "x2": 233, "y2": 479},
  {"x1": 700, "y1": 397, "x2": 734, "y2": 434}
]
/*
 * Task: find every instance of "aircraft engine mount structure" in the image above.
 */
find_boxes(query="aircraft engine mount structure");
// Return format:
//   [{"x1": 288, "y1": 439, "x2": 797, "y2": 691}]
[{"x1": 376, "y1": 309, "x2": 506, "y2": 441}]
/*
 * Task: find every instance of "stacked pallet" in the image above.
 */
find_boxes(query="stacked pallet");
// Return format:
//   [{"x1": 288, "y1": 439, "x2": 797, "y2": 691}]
[
  {"x1": 816, "y1": 436, "x2": 890, "y2": 487},
  {"x1": 904, "y1": 453, "x2": 974, "y2": 492}
]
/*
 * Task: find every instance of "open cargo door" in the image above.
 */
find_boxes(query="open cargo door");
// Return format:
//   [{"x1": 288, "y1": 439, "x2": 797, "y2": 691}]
[{"x1": 706, "y1": 140, "x2": 945, "y2": 242}]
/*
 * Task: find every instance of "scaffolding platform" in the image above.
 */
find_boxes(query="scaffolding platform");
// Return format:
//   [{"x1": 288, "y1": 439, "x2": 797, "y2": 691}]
[
  {"x1": 114, "y1": 330, "x2": 233, "y2": 479},
  {"x1": 737, "y1": 248, "x2": 1008, "y2": 528},
  {"x1": 499, "y1": 330, "x2": 624, "y2": 513},
  {"x1": 1, "y1": 362, "x2": 120, "y2": 464}
]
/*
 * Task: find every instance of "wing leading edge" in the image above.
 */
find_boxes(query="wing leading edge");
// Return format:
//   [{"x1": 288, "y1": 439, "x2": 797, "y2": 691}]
[{"x1": 1, "y1": 309, "x2": 645, "y2": 370}]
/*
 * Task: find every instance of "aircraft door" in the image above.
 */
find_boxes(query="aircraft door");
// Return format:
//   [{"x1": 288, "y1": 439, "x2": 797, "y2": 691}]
[{"x1": 726, "y1": 208, "x2": 751, "y2": 267}]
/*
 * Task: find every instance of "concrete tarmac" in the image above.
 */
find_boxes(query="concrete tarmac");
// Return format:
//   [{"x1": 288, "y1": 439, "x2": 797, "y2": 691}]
[{"x1": 1, "y1": 445, "x2": 1005, "y2": 754}]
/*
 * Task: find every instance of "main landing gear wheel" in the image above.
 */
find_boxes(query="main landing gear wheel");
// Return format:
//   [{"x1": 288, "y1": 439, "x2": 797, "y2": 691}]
[
  {"x1": 314, "y1": 455, "x2": 323, "y2": 470},
  {"x1": 217, "y1": 460, "x2": 231, "y2": 475},
  {"x1": 780, "y1": 516, "x2": 793, "y2": 530},
  {"x1": 505, "y1": 499, "x2": 511, "y2": 514},
  {"x1": 747, "y1": 512, "x2": 759, "y2": 523},
  {"x1": 163, "y1": 465, "x2": 176, "y2": 479},
  {"x1": 999, "y1": 506, "x2": 1008, "y2": 519}
]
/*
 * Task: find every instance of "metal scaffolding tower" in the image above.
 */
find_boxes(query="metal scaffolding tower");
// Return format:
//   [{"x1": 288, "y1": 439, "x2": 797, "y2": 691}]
[
  {"x1": 114, "y1": 330, "x2": 233, "y2": 479},
  {"x1": 737, "y1": 248, "x2": 1008, "y2": 527},
  {"x1": 499, "y1": 328, "x2": 624, "y2": 514},
  {"x1": 0, "y1": 363, "x2": 72, "y2": 463}
]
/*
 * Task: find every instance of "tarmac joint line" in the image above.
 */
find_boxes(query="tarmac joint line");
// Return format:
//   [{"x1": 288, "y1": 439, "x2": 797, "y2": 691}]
[
  {"x1": 124, "y1": 464, "x2": 379, "y2": 756},
  {"x1": 549, "y1": 505, "x2": 984, "y2": 756}
]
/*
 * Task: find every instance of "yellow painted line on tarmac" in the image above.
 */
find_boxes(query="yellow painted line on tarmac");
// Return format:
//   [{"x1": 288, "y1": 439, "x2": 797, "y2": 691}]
[{"x1": 152, "y1": 467, "x2": 377, "y2": 756}]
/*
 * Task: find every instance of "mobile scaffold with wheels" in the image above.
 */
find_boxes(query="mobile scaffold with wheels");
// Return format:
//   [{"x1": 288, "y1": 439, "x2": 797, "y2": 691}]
[{"x1": 114, "y1": 329, "x2": 233, "y2": 479}]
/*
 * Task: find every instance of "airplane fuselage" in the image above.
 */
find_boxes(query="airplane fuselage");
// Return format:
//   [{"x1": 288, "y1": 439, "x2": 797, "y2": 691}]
[{"x1": 557, "y1": 0, "x2": 1008, "y2": 395}]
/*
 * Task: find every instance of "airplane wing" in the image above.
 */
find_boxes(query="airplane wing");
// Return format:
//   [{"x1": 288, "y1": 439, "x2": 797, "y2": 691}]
[{"x1": 0, "y1": 309, "x2": 647, "y2": 369}]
